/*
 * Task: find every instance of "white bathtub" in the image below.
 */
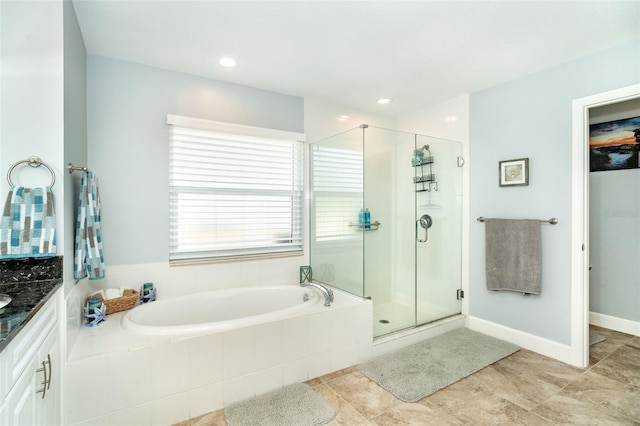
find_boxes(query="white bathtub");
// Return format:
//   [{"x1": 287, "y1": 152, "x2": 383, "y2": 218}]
[
  {"x1": 67, "y1": 282, "x2": 373, "y2": 425},
  {"x1": 121, "y1": 285, "x2": 320, "y2": 336}
]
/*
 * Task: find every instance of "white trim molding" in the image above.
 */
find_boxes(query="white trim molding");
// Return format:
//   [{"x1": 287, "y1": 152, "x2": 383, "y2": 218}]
[
  {"x1": 468, "y1": 316, "x2": 574, "y2": 365},
  {"x1": 167, "y1": 114, "x2": 306, "y2": 142},
  {"x1": 590, "y1": 312, "x2": 640, "y2": 337},
  {"x1": 571, "y1": 83, "x2": 640, "y2": 368}
]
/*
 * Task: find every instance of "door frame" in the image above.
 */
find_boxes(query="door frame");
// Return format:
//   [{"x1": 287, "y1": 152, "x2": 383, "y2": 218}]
[{"x1": 571, "y1": 83, "x2": 640, "y2": 368}]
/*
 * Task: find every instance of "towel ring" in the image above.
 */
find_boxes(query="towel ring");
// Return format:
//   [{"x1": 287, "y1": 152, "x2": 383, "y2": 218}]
[{"x1": 7, "y1": 156, "x2": 56, "y2": 188}]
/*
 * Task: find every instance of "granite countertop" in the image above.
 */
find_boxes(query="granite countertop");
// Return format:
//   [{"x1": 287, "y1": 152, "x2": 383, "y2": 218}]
[{"x1": 0, "y1": 278, "x2": 63, "y2": 353}]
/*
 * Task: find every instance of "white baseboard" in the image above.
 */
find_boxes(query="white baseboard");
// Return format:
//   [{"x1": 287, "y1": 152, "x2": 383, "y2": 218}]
[
  {"x1": 590, "y1": 312, "x2": 640, "y2": 336},
  {"x1": 467, "y1": 316, "x2": 578, "y2": 367}
]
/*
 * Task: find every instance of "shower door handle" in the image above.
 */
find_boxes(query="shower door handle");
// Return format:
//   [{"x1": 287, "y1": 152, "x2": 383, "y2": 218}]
[{"x1": 416, "y1": 214, "x2": 432, "y2": 243}]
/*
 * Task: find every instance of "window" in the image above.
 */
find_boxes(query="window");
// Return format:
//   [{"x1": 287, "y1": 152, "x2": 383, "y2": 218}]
[
  {"x1": 168, "y1": 115, "x2": 305, "y2": 263},
  {"x1": 311, "y1": 144, "x2": 363, "y2": 243}
]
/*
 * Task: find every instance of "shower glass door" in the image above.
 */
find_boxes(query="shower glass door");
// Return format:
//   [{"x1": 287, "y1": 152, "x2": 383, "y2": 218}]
[
  {"x1": 309, "y1": 126, "x2": 463, "y2": 339},
  {"x1": 414, "y1": 135, "x2": 463, "y2": 327}
]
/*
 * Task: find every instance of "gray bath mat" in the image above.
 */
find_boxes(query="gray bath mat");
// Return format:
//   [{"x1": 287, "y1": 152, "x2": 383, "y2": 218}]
[
  {"x1": 358, "y1": 328, "x2": 519, "y2": 403},
  {"x1": 589, "y1": 332, "x2": 605, "y2": 345},
  {"x1": 224, "y1": 383, "x2": 335, "y2": 426}
]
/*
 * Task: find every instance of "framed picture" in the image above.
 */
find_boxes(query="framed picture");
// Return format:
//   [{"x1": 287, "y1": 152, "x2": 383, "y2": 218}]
[
  {"x1": 499, "y1": 158, "x2": 529, "y2": 187},
  {"x1": 589, "y1": 115, "x2": 640, "y2": 172}
]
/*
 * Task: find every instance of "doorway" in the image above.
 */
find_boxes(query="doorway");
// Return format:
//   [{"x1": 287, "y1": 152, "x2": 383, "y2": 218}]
[{"x1": 572, "y1": 83, "x2": 640, "y2": 368}]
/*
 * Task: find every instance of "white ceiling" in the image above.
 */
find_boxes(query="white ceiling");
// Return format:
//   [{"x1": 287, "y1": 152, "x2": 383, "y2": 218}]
[{"x1": 72, "y1": 1, "x2": 640, "y2": 118}]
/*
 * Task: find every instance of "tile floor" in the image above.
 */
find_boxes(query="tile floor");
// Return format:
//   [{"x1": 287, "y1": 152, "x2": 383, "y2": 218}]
[{"x1": 176, "y1": 326, "x2": 640, "y2": 425}]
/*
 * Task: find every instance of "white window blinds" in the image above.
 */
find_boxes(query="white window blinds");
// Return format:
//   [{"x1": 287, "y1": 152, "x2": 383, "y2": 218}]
[
  {"x1": 168, "y1": 115, "x2": 304, "y2": 262},
  {"x1": 311, "y1": 145, "x2": 363, "y2": 243}
]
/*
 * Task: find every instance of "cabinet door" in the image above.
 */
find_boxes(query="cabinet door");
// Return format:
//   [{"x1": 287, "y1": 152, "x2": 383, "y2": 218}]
[
  {"x1": 38, "y1": 327, "x2": 60, "y2": 425},
  {"x1": 4, "y1": 357, "x2": 39, "y2": 426}
]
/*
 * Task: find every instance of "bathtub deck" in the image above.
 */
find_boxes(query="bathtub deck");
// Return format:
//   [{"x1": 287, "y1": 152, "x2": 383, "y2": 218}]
[{"x1": 65, "y1": 288, "x2": 374, "y2": 425}]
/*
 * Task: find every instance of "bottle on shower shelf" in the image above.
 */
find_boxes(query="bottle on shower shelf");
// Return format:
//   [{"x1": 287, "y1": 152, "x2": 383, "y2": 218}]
[
  {"x1": 364, "y1": 208, "x2": 371, "y2": 229},
  {"x1": 359, "y1": 208, "x2": 365, "y2": 228}
]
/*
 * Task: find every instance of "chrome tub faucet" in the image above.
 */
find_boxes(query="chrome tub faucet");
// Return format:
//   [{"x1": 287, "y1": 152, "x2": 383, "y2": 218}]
[{"x1": 300, "y1": 282, "x2": 334, "y2": 307}]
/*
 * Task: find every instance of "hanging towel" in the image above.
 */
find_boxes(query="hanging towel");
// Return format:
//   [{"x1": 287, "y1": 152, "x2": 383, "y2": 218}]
[
  {"x1": 0, "y1": 186, "x2": 57, "y2": 259},
  {"x1": 74, "y1": 171, "x2": 105, "y2": 280},
  {"x1": 484, "y1": 219, "x2": 541, "y2": 295}
]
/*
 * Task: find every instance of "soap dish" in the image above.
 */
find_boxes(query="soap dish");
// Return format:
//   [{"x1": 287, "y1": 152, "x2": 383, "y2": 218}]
[{"x1": 0, "y1": 294, "x2": 11, "y2": 309}]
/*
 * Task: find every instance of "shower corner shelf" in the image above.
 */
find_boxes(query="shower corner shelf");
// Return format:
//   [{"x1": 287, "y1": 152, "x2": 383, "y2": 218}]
[{"x1": 348, "y1": 221, "x2": 381, "y2": 231}]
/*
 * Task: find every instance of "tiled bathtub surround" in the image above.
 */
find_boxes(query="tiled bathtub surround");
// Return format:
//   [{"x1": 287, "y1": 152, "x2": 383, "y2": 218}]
[
  {"x1": 183, "y1": 325, "x2": 640, "y2": 425},
  {"x1": 65, "y1": 287, "x2": 372, "y2": 425}
]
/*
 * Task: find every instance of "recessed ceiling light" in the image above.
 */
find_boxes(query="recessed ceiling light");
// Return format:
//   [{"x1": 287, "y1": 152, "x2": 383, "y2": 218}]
[
  {"x1": 338, "y1": 115, "x2": 350, "y2": 121},
  {"x1": 219, "y1": 57, "x2": 236, "y2": 68},
  {"x1": 377, "y1": 97, "x2": 392, "y2": 105}
]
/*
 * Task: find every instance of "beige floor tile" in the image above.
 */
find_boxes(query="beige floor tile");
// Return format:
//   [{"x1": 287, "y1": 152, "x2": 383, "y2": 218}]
[
  {"x1": 305, "y1": 377, "x2": 323, "y2": 387},
  {"x1": 371, "y1": 402, "x2": 465, "y2": 426},
  {"x1": 589, "y1": 326, "x2": 635, "y2": 366},
  {"x1": 319, "y1": 365, "x2": 358, "y2": 383},
  {"x1": 590, "y1": 325, "x2": 635, "y2": 346},
  {"x1": 325, "y1": 371, "x2": 402, "y2": 419},
  {"x1": 517, "y1": 411, "x2": 556, "y2": 426},
  {"x1": 489, "y1": 350, "x2": 582, "y2": 406},
  {"x1": 629, "y1": 336, "x2": 640, "y2": 350},
  {"x1": 312, "y1": 382, "x2": 372, "y2": 425},
  {"x1": 590, "y1": 344, "x2": 640, "y2": 388},
  {"x1": 533, "y1": 393, "x2": 638, "y2": 425},
  {"x1": 188, "y1": 408, "x2": 226, "y2": 426},
  {"x1": 561, "y1": 370, "x2": 640, "y2": 421},
  {"x1": 421, "y1": 368, "x2": 530, "y2": 425}
]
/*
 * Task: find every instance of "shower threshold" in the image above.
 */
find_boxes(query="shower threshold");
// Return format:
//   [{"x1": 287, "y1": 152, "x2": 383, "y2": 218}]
[{"x1": 372, "y1": 314, "x2": 467, "y2": 356}]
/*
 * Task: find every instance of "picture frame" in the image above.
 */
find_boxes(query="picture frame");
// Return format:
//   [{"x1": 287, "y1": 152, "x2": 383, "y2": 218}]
[
  {"x1": 589, "y1": 115, "x2": 640, "y2": 172},
  {"x1": 499, "y1": 158, "x2": 529, "y2": 187}
]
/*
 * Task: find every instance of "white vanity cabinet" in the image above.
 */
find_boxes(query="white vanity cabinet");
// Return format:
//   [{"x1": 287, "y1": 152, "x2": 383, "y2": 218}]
[{"x1": 1, "y1": 288, "x2": 62, "y2": 426}]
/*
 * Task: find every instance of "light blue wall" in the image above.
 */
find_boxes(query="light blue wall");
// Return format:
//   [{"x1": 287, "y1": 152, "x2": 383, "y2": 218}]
[
  {"x1": 87, "y1": 55, "x2": 304, "y2": 266},
  {"x1": 469, "y1": 39, "x2": 640, "y2": 345},
  {"x1": 63, "y1": 0, "x2": 87, "y2": 294}
]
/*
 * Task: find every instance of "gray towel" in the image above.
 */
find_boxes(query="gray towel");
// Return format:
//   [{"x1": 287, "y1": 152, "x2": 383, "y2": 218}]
[{"x1": 485, "y1": 219, "x2": 541, "y2": 295}]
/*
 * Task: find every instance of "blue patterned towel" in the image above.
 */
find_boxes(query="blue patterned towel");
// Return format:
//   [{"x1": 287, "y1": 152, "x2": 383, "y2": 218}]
[
  {"x1": 74, "y1": 171, "x2": 105, "y2": 280},
  {"x1": 0, "y1": 186, "x2": 57, "y2": 259}
]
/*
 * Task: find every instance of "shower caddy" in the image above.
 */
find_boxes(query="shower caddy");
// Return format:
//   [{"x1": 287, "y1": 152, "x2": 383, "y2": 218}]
[{"x1": 412, "y1": 145, "x2": 438, "y2": 192}]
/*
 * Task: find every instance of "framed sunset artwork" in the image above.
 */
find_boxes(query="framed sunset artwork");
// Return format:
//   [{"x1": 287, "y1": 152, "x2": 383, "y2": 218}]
[{"x1": 590, "y1": 116, "x2": 640, "y2": 172}]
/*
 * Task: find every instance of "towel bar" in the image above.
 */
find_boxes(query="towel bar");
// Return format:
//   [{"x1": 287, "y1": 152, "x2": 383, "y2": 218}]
[
  {"x1": 68, "y1": 163, "x2": 89, "y2": 174},
  {"x1": 477, "y1": 216, "x2": 558, "y2": 225},
  {"x1": 7, "y1": 156, "x2": 56, "y2": 188}
]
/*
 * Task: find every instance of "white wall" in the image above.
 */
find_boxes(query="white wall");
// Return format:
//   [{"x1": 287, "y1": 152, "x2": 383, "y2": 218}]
[
  {"x1": 0, "y1": 0, "x2": 64, "y2": 255},
  {"x1": 468, "y1": 39, "x2": 640, "y2": 351},
  {"x1": 304, "y1": 97, "x2": 395, "y2": 144},
  {"x1": 589, "y1": 98, "x2": 640, "y2": 324}
]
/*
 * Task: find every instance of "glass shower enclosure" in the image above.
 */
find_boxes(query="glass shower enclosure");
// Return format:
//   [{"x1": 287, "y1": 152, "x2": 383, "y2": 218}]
[{"x1": 310, "y1": 125, "x2": 462, "y2": 338}]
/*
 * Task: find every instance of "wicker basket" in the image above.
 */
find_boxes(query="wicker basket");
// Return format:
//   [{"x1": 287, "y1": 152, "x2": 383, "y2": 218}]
[
  {"x1": 87, "y1": 290, "x2": 139, "y2": 315},
  {"x1": 104, "y1": 290, "x2": 139, "y2": 314}
]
